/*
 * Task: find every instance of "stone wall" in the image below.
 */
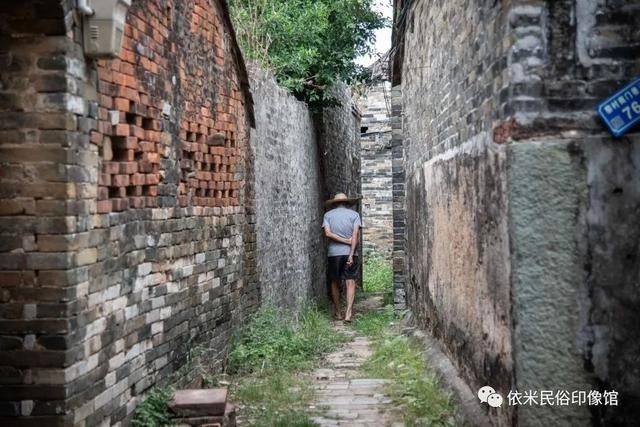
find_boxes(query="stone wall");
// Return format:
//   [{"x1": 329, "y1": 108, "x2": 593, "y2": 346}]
[
  {"x1": 0, "y1": 1, "x2": 257, "y2": 426},
  {"x1": 393, "y1": 2, "x2": 515, "y2": 424},
  {"x1": 393, "y1": 0, "x2": 640, "y2": 425},
  {"x1": 506, "y1": 2, "x2": 640, "y2": 426},
  {"x1": 318, "y1": 84, "x2": 362, "y2": 200},
  {"x1": 357, "y1": 82, "x2": 393, "y2": 255},
  {"x1": 248, "y1": 66, "x2": 326, "y2": 309}
]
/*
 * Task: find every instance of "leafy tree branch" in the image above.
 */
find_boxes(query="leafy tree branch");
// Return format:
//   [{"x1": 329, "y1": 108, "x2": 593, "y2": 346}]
[{"x1": 229, "y1": 0, "x2": 387, "y2": 107}]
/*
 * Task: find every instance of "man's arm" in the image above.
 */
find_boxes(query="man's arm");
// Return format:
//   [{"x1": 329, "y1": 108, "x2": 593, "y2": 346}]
[
  {"x1": 324, "y1": 225, "x2": 352, "y2": 245},
  {"x1": 347, "y1": 224, "x2": 360, "y2": 265}
]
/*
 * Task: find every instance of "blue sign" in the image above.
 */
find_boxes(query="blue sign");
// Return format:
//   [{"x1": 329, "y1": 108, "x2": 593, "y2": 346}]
[{"x1": 597, "y1": 77, "x2": 640, "y2": 137}]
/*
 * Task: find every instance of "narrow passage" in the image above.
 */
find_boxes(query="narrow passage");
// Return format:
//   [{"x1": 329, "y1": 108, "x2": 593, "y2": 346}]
[{"x1": 311, "y1": 297, "x2": 403, "y2": 427}]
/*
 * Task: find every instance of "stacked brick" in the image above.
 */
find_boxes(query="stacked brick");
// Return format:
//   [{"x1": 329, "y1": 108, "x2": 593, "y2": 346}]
[
  {"x1": 92, "y1": 6, "x2": 170, "y2": 214},
  {"x1": 92, "y1": 0, "x2": 246, "y2": 213},
  {"x1": 178, "y1": 124, "x2": 240, "y2": 207},
  {"x1": 389, "y1": 86, "x2": 406, "y2": 312}
]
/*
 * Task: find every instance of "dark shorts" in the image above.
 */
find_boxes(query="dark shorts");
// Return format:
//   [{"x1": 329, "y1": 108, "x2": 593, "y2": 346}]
[{"x1": 328, "y1": 255, "x2": 359, "y2": 282}]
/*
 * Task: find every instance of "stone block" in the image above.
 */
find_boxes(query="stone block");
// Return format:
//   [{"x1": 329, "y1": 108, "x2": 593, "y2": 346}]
[
  {"x1": 171, "y1": 402, "x2": 236, "y2": 427},
  {"x1": 169, "y1": 389, "x2": 228, "y2": 417}
]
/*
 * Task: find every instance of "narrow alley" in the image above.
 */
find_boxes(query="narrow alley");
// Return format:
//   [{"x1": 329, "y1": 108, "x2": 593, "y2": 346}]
[
  {"x1": 310, "y1": 299, "x2": 400, "y2": 427},
  {"x1": 0, "y1": 1, "x2": 639, "y2": 427}
]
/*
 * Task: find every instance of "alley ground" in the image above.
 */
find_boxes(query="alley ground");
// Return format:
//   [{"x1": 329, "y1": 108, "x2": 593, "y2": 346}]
[
  {"x1": 311, "y1": 297, "x2": 403, "y2": 427},
  {"x1": 231, "y1": 293, "x2": 458, "y2": 427}
]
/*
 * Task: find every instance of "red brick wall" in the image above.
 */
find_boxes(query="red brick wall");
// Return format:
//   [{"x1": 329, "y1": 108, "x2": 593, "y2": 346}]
[
  {"x1": 93, "y1": 0, "x2": 247, "y2": 213},
  {"x1": 0, "y1": 1, "x2": 256, "y2": 426}
]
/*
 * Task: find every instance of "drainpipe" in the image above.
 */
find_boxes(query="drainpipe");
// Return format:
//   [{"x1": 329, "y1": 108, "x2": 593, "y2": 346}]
[{"x1": 77, "y1": 0, "x2": 94, "y2": 16}]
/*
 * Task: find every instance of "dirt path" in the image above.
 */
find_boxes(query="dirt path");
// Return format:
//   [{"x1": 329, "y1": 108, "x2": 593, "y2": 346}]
[{"x1": 310, "y1": 298, "x2": 403, "y2": 427}]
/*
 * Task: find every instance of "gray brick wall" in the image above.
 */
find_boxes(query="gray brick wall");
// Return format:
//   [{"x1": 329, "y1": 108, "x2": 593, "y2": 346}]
[
  {"x1": 249, "y1": 66, "x2": 327, "y2": 309},
  {"x1": 390, "y1": 85, "x2": 406, "y2": 311},
  {"x1": 393, "y1": 4, "x2": 514, "y2": 424},
  {"x1": 357, "y1": 82, "x2": 393, "y2": 256},
  {"x1": 318, "y1": 84, "x2": 362, "y2": 201},
  {"x1": 317, "y1": 85, "x2": 363, "y2": 285}
]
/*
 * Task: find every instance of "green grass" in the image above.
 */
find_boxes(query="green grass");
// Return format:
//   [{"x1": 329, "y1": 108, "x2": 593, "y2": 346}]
[
  {"x1": 352, "y1": 305, "x2": 396, "y2": 338},
  {"x1": 363, "y1": 254, "x2": 392, "y2": 294},
  {"x1": 131, "y1": 304, "x2": 340, "y2": 427},
  {"x1": 233, "y1": 371, "x2": 318, "y2": 426},
  {"x1": 227, "y1": 304, "x2": 344, "y2": 427},
  {"x1": 131, "y1": 386, "x2": 174, "y2": 427},
  {"x1": 363, "y1": 334, "x2": 457, "y2": 426},
  {"x1": 228, "y1": 304, "x2": 345, "y2": 374},
  {"x1": 352, "y1": 272, "x2": 457, "y2": 427}
]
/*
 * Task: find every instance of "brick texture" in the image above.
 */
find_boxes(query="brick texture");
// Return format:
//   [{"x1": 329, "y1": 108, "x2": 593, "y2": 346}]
[
  {"x1": 0, "y1": 1, "x2": 257, "y2": 426},
  {"x1": 249, "y1": 66, "x2": 362, "y2": 309},
  {"x1": 248, "y1": 67, "x2": 327, "y2": 308},
  {"x1": 392, "y1": 0, "x2": 640, "y2": 426},
  {"x1": 357, "y1": 81, "x2": 393, "y2": 256}
]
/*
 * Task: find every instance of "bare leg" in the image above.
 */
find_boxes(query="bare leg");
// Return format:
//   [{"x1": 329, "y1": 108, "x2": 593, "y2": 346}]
[
  {"x1": 344, "y1": 279, "x2": 356, "y2": 321},
  {"x1": 331, "y1": 280, "x2": 342, "y2": 320}
]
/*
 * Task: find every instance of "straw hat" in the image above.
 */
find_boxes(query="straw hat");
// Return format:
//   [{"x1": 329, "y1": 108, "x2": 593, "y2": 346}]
[{"x1": 325, "y1": 192, "x2": 359, "y2": 207}]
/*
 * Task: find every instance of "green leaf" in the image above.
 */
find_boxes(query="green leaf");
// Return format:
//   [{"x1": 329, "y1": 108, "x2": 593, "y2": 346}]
[{"x1": 229, "y1": 0, "x2": 387, "y2": 107}]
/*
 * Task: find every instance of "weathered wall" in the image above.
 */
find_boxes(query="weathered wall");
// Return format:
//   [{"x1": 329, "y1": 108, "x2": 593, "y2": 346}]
[
  {"x1": 394, "y1": 0, "x2": 640, "y2": 425},
  {"x1": 0, "y1": 1, "x2": 256, "y2": 426},
  {"x1": 506, "y1": 2, "x2": 640, "y2": 426},
  {"x1": 318, "y1": 84, "x2": 362, "y2": 200},
  {"x1": 357, "y1": 82, "x2": 393, "y2": 255},
  {"x1": 395, "y1": 2, "x2": 515, "y2": 425},
  {"x1": 390, "y1": 85, "x2": 406, "y2": 310},
  {"x1": 249, "y1": 66, "x2": 326, "y2": 308}
]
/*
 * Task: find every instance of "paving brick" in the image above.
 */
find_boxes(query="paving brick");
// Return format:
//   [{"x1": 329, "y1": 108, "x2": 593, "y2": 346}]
[{"x1": 311, "y1": 308, "x2": 398, "y2": 427}]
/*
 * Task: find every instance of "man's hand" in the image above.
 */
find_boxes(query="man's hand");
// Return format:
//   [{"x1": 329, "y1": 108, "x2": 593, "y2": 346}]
[
  {"x1": 324, "y1": 226, "x2": 353, "y2": 245},
  {"x1": 347, "y1": 255, "x2": 354, "y2": 266}
]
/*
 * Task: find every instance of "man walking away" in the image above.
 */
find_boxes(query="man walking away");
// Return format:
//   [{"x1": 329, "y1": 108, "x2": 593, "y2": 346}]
[{"x1": 322, "y1": 192, "x2": 362, "y2": 322}]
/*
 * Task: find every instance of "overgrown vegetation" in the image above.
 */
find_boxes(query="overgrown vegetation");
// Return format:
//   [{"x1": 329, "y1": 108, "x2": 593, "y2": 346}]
[
  {"x1": 362, "y1": 252, "x2": 393, "y2": 294},
  {"x1": 228, "y1": 304, "x2": 344, "y2": 374},
  {"x1": 352, "y1": 296, "x2": 457, "y2": 426},
  {"x1": 363, "y1": 335, "x2": 457, "y2": 426},
  {"x1": 131, "y1": 386, "x2": 174, "y2": 427},
  {"x1": 131, "y1": 305, "x2": 342, "y2": 427},
  {"x1": 229, "y1": 0, "x2": 387, "y2": 107},
  {"x1": 234, "y1": 371, "x2": 317, "y2": 426},
  {"x1": 228, "y1": 304, "x2": 345, "y2": 426},
  {"x1": 352, "y1": 304, "x2": 395, "y2": 337}
]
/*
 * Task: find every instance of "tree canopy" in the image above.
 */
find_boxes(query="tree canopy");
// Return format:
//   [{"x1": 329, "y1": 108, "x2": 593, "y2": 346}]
[{"x1": 229, "y1": 0, "x2": 387, "y2": 107}]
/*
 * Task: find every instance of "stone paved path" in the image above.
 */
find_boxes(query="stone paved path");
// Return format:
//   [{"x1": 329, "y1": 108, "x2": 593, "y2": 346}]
[{"x1": 310, "y1": 320, "x2": 403, "y2": 426}]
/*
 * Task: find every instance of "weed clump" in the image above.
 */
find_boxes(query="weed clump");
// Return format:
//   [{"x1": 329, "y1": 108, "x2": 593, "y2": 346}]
[
  {"x1": 227, "y1": 304, "x2": 344, "y2": 426},
  {"x1": 363, "y1": 332, "x2": 457, "y2": 426},
  {"x1": 363, "y1": 253, "x2": 393, "y2": 294},
  {"x1": 131, "y1": 386, "x2": 174, "y2": 427},
  {"x1": 228, "y1": 304, "x2": 344, "y2": 374}
]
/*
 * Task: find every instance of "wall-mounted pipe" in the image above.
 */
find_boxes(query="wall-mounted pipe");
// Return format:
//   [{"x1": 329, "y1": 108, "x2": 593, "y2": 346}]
[{"x1": 77, "y1": 0, "x2": 94, "y2": 16}]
